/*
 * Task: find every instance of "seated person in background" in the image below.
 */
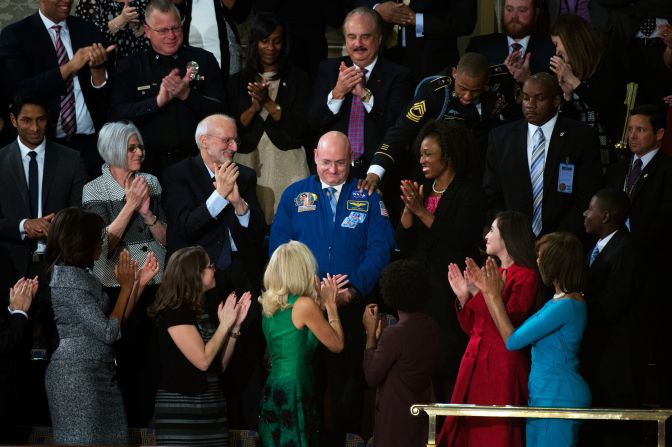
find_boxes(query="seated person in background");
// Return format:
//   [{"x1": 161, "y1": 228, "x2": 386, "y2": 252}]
[
  {"x1": 0, "y1": 277, "x2": 38, "y2": 444},
  {"x1": 395, "y1": 120, "x2": 485, "y2": 400},
  {"x1": 466, "y1": 0, "x2": 555, "y2": 120},
  {"x1": 82, "y1": 120, "x2": 167, "y2": 426},
  {"x1": 258, "y1": 241, "x2": 344, "y2": 447},
  {"x1": 45, "y1": 207, "x2": 158, "y2": 445},
  {"x1": 476, "y1": 232, "x2": 591, "y2": 447},
  {"x1": 580, "y1": 188, "x2": 638, "y2": 447},
  {"x1": 362, "y1": 259, "x2": 440, "y2": 447},
  {"x1": 550, "y1": 14, "x2": 626, "y2": 167},
  {"x1": 148, "y1": 246, "x2": 251, "y2": 446},
  {"x1": 110, "y1": 0, "x2": 225, "y2": 177},
  {"x1": 364, "y1": 52, "x2": 508, "y2": 193},
  {"x1": 76, "y1": 0, "x2": 149, "y2": 59},
  {"x1": 228, "y1": 13, "x2": 310, "y2": 225}
]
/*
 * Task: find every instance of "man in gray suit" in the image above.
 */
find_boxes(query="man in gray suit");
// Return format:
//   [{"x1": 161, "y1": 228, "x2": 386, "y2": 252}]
[{"x1": 0, "y1": 95, "x2": 86, "y2": 440}]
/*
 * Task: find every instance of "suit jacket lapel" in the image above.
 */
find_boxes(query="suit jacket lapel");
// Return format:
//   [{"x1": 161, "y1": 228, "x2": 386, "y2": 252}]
[
  {"x1": 511, "y1": 120, "x2": 533, "y2": 202},
  {"x1": 631, "y1": 151, "x2": 662, "y2": 200},
  {"x1": 367, "y1": 58, "x2": 384, "y2": 96},
  {"x1": 544, "y1": 115, "x2": 566, "y2": 198},
  {"x1": 8, "y1": 142, "x2": 31, "y2": 214},
  {"x1": 32, "y1": 13, "x2": 59, "y2": 65},
  {"x1": 41, "y1": 142, "x2": 58, "y2": 211}
]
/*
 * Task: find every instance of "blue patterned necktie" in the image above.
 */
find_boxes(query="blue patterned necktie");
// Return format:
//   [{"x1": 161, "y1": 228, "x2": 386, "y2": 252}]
[
  {"x1": 325, "y1": 187, "x2": 337, "y2": 222},
  {"x1": 589, "y1": 244, "x2": 600, "y2": 267},
  {"x1": 530, "y1": 127, "x2": 546, "y2": 237}
]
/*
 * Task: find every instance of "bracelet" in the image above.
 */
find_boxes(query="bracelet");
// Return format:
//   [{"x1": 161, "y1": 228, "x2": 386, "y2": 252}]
[
  {"x1": 146, "y1": 215, "x2": 158, "y2": 227},
  {"x1": 230, "y1": 330, "x2": 241, "y2": 339},
  {"x1": 328, "y1": 318, "x2": 339, "y2": 325},
  {"x1": 235, "y1": 201, "x2": 249, "y2": 217}
]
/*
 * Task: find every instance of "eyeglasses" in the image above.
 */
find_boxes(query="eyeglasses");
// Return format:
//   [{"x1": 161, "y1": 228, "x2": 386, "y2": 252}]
[
  {"x1": 204, "y1": 263, "x2": 216, "y2": 271},
  {"x1": 206, "y1": 135, "x2": 241, "y2": 148},
  {"x1": 146, "y1": 25, "x2": 183, "y2": 36},
  {"x1": 127, "y1": 144, "x2": 145, "y2": 153}
]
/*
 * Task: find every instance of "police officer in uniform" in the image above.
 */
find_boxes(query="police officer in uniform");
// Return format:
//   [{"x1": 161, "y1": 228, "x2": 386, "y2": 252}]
[
  {"x1": 363, "y1": 52, "x2": 508, "y2": 192},
  {"x1": 270, "y1": 131, "x2": 394, "y2": 446},
  {"x1": 110, "y1": 0, "x2": 225, "y2": 178}
]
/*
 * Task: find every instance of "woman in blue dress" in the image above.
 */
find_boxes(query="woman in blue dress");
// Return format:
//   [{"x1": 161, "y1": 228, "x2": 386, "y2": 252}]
[{"x1": 468, "y1": 232, "x2": 591, "y2": 447}]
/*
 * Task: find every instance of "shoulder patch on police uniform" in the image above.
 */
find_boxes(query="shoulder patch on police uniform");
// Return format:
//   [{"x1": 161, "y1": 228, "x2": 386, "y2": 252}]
[
  {"x1": 406, "y1": 100, "x2": 427, "y2": 123},
  {"x1": 294, "y1": 192, "x2": 318, "y2": 212},
  {"x1": 346, "y1": 200, "x2": 369, "y2": 212}
]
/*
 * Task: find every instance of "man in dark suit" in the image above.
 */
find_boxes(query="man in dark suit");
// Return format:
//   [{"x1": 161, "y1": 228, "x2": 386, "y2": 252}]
[
  {"x1": 111, "y1": 0, "x2": 225, "y2": 178},
  {"x1": 0, "y1": 95, "x2": 86, "y2": 441},
  {"x1": 580, "y1": 187, "x2": 638, "y2": 447},
  {"x1": 483, "y1": 72, "x2": 602, "y2": 239},
  {"x1": 466, "y1": 0, "x2": 555, "y2": 120},
  {"x1": 0, "y1": 0, "x2": 113, "y2": 179},
  {"x1": 605, "y1": 104, "x2": 672, "y2": 417},
  {"x1": 355, "y1": 0, "x2": 477, "y2": 84},
  {"x1": 163, "y1": 113, "x2": 265, "y2": 429},
  {"x1": 309, "y1": 7, "x2": 411, "y2": 181}
]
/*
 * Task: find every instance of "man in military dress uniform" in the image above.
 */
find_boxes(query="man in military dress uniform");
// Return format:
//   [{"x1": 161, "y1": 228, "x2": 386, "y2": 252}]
[
  {"x1": 110, "y1": 0, "x2": 225, "y2": 177},
  {"x1": 363, "y1": 52, "x2": 508, "y2": 191}
]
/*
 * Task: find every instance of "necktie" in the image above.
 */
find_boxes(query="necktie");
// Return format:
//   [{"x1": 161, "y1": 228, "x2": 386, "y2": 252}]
[
  {"x1": 626, "y1": 158, "x2": 642, "y2": 195},
  {"x1": 52, "y1": 25, "x2": 76, "y2": 137},
  {"x1": 639, "y1": 18, "x2": 657, "y2": 37},
  {"x1": 589, "y1": 244, "x2": 600, "y2": 267},
  {"x1": 326, "y1": 187, "x2": 337, "y2": 222},
  {"x1": 348, "y1": 68, "x2": 368, "y2": 161},
  {"x1": 28, "y1": 152, "x2": 39, "y2": 219},
  {"x1": 530, "y1": 127, "x2": 546, "y2": 237},
  {"x1": 511, "y1": 42, "x2": 523, "y2": 53}
]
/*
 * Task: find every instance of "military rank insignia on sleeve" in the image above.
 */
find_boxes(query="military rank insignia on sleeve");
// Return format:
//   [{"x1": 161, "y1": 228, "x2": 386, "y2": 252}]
[{"x1": 406, "y1": 100, "x2": 426, "y2": 123}]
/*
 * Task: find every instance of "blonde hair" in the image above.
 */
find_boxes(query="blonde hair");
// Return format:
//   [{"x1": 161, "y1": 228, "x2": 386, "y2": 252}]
[{"x1": 259, "y1": 241, "x2": 318, "y2": 317}]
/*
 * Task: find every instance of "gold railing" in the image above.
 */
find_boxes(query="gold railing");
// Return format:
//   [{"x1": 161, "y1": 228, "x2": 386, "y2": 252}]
[{"x1": 410, "y1": 403, "x2": 672, "y2": 447}]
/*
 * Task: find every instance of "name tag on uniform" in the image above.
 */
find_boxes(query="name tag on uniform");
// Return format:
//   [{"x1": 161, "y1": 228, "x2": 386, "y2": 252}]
[
  {"x1": 557, "y1": 162, "x2": 575, "y2": 194},
  {"x1": 137, "y1": 85, "x2": 151, "y2": 91},
  {"x1": 346, "y1": 200, "x2": 369, "y2": 212}
]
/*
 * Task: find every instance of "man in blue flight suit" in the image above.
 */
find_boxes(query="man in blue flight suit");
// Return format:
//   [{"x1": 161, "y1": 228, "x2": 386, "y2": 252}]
[{"x1": 269, "y1": 130, "x2": 394, "y2": 447}]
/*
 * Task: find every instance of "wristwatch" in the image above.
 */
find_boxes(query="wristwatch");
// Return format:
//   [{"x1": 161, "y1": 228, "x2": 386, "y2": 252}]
[{"x1": 360, "y1": 88, "x2": 372, "y2": 103}]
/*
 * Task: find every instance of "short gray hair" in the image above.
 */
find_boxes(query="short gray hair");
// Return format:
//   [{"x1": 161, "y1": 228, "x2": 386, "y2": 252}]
[
  {"x1": 342, "y1": 7, "x2": 382, "y2": 37},
  {"x1": 195, "y1": 114, "x2": 236, "y2": 149},
  {"x1": 97, "y1": 121, "x2": 144, "y2": 169},
  {"x1": 145, "y1": 0, "x2": 181, "y2": 24}
]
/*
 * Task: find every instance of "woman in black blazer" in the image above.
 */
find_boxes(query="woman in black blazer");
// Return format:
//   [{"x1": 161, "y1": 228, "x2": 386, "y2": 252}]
[
  {"x1": 396, "y1": 120, "x2": 486, "y2": 401},
  {"x1": 227, "y1": 13, "x2": 310, "y2": 225}
]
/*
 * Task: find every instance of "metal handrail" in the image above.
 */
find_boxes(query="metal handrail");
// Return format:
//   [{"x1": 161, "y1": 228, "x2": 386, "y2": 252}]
[{"x1": 410, "y1": 403, "x2": 672, "y2": 447}]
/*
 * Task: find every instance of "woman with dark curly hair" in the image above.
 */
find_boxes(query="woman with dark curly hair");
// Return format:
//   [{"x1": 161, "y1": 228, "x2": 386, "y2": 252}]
[
  {"x1": 227, "y1": 13, "x2": 310, "y2": 224},
  {"x1": 396, "y1": 119, "x2": 486, "y2": 401},
  {"x1": 362, "y1": 259, "x2": 441, "y2": 447}
]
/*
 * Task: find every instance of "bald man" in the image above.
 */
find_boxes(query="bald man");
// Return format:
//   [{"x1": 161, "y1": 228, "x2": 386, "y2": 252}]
[
  {"x1": 483, "y1": 73, "x2": 602, "y2": 240},
  {"x1": 269, "y1": 131, "x2": 394, "y2": 444}
]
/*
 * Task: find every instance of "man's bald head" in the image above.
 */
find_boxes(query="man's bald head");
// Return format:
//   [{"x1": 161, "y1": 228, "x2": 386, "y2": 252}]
[{"x1": 314, "y1": 131, "x2": 351, "y2": 186}]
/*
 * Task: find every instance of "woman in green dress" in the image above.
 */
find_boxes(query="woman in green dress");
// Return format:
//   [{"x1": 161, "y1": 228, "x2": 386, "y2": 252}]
[{"x1": 258, "y1": 241, "x2": 344, "y2": 446}]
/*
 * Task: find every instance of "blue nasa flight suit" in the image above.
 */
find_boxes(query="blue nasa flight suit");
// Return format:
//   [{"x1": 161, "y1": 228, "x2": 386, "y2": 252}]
[{"x1": 269, "y1": 175, "x2": 394, "y2": 297}]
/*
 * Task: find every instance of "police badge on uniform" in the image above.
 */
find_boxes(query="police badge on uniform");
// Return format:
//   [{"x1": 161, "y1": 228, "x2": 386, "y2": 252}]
[{"x1": 294, "y1": 192, "x2": 318, "y2": 212}]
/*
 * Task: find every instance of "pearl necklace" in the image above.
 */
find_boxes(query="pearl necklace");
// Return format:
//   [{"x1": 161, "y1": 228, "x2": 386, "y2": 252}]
[{"x1": 432, "y1": 180, "x2": 447, "y2": 195}]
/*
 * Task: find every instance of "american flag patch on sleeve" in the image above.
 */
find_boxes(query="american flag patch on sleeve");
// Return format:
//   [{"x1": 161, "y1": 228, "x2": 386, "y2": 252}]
[{"x1": 379, "y1": 201, "x2": 388, "y2": 217}]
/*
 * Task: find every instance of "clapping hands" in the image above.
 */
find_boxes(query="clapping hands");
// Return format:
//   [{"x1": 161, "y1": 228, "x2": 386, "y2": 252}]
[{"x1": 217, "y1": 291, "x2": 252, "y2": 332}]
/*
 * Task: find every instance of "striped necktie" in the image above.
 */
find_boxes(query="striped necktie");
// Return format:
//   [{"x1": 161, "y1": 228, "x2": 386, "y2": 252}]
[
  {"x1": 348, "y1": 68, "x2": 368, "y2": 161},
  {"x1": 325, "y1": 187, "x2": 337, "y2": 222},
  {"x1": 530, "y1": 127, "x2": 546, "y2": 236},
  {"x1": 52, "y1": 25, "x2": 76, "y2": 137},
  {"x1": 589, "y1": 244, "x2": 600, "y2": 267}
]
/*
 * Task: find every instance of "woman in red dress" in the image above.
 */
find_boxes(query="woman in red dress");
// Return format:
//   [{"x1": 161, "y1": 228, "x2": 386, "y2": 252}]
[{"x1": 438, "y1": 211, "x2": 540, "y2": 447}]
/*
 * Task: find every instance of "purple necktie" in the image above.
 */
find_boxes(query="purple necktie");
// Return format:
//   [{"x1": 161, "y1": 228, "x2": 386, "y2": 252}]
[
  {"x1": 348, "y1": 67, "x2": 368, "y2": 161},
  {"x1": 52, "y1": 25, "x2": 76, "y2": 137},
  {"x1": 626, "y1": 158, "x2": 642, "y2": 194},
  {"x1": 511, "y1": 42, "x2": 523, "y2": 53}
]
